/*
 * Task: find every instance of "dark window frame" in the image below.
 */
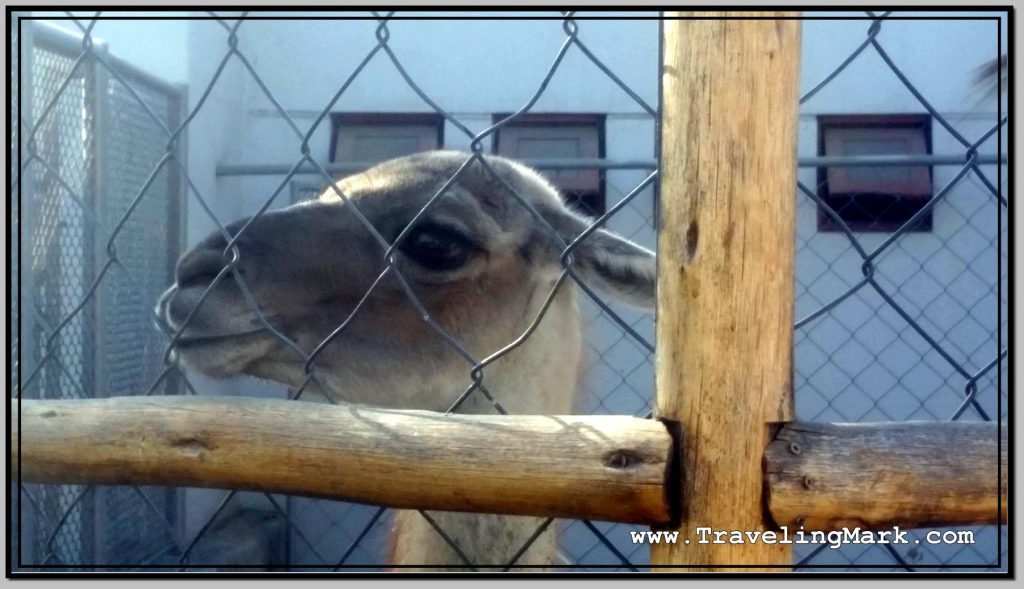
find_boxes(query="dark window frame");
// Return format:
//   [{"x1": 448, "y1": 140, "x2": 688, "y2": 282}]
[
  {"x1": 816, "y1": 114, "x2": 934, "y2": 233},
  {"x1": 491, "y1": 113, "x2": 607, "y2": 216},
  {"x1": 329, "y1": 112, "x2": 445, "y2": 162}
]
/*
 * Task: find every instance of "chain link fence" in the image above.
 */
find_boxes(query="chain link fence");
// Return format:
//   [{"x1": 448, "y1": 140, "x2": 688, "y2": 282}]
[
  {"x1": 12, "y1": 11, "x2": 1006, "y2": 572},
  {"x1": 792, "y1": 11, "x2": 1006, "y2": 571}
]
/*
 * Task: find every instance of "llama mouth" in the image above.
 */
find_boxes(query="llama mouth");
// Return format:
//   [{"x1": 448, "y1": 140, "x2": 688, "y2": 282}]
[
  {"x1": 154, "y1": 285, "x2": 179, "y2": 333},
  {"x1": 155, "y1": 285, "x2": 268, "y2": 347},
  {"x1": 172, "y1": 329, "x2": 267, "y2": 348}
]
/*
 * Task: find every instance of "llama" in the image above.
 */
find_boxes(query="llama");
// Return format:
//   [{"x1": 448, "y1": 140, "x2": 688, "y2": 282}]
[{"x1": 157, "y1": 151, "x2": 656, "y2": 569}]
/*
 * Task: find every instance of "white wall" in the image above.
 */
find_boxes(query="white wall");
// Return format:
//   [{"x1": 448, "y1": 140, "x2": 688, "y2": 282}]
[
  {"x1": 43, "y1": 12, "x2": 190, "y2": 84},
  {"x1": 801, "y1": 12, "x2": 1006, "y2": 116},
  {"x1": 210, "y1": 13, "x2": 660, "y2": 232}
]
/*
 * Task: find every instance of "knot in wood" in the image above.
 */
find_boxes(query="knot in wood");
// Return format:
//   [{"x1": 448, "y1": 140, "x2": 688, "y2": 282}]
[{"x1": 603, "y1": 450, "x2": 642, "y2": 470}]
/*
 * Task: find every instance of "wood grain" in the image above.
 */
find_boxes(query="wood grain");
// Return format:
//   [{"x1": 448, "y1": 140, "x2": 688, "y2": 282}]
[
  {"x1": 655, "y1": 12, "x2": 801, "y2": 571},
  {"x1": 766, "y1": 421, "x2": 1008, "y2": 530},
  {"x1": 12, "y1": 396, "x2": 676, "y2": 525}
]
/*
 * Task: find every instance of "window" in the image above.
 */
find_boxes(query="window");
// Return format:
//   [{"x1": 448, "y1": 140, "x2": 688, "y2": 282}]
[
  {"x1": 293, "y1": 113, "x2": 445, "y2": 204},
  {"x1": 330, "y1": 112, "x2": 444, "y2": 163},
  {"x1": 817, "y1": 114, "x2": 933, "y2": 232},
  {"x1": 493, "y1": 114, "x2": 605, "y2": 217}
]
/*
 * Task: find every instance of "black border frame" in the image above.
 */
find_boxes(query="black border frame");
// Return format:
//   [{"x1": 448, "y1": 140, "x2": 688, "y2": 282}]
[{"x1": 5, "y1": 5, "x2": 1014, "y2": 579}]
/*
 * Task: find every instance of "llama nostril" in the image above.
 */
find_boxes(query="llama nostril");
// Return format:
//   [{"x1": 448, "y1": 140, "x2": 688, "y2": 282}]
[
  {"x1": 175, "y1": 217, "x2": 255, "y2": 288},
  {"x1": 176, "y1": 247, "x2": 229, "y2": 288}
]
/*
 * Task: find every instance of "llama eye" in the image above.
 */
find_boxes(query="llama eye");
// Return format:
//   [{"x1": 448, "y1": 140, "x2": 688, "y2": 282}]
[{"x1": 399, "y1": 224, "x2": 475, "y2": 272}]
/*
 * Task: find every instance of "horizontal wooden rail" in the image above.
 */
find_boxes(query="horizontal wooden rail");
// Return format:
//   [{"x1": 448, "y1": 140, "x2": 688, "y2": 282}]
[
  {"x1": 12, "y1": 398, "x2": 1006, "y2": 532},
  {"x1": 11, "y1": 396, "x2": 675, "y2": 525},
  {"x1": 766, "y1": 421, "x2": 1007, "y2": 530}
]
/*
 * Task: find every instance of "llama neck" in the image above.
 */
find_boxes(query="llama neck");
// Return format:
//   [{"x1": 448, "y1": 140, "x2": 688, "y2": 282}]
[
  {"x1": 388, "y1": 284, "x2": 582, "y2": 568},
  {"x1": 296, "y1": 278, "x2": 583, "y2": 415},
  {"x1": 459, "y1": 282, "x2": 582, "y2": 415},
  {"x1": 390, "y1": 509, "x2": 562, "y2": 570}
]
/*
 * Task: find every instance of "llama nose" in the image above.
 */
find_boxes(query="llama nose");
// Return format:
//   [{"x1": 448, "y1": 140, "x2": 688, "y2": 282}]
[
  {"x1": 175, "y1": 247, "x2": 229, "y2": 288},
  {"x1": 175, "y1": 218, "x2": 250, "y2": 287}
]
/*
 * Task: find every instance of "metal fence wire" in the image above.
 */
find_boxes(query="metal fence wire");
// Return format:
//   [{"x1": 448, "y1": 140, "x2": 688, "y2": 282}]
[{"x1": 12, "y1": 11, "x2": 1007, "y2": 572}]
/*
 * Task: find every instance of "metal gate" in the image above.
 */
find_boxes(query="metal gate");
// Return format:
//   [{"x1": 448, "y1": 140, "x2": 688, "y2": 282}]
[{"x1": 15, "y1": 20, "x2": 187, "y2": 569}]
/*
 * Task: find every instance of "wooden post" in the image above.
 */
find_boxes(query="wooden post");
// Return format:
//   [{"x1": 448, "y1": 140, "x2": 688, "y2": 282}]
[{"x1": 655, "y1": 13, "x2": 801, "y2": 570}]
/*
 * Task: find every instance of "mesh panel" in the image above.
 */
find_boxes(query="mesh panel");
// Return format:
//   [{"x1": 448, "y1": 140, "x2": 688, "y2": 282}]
[
  {"x1": 23, "y1": 37, "x2": 94, "y2": 568},
  {"x1": 92, "y1": 71, "x2": 182, "y2": 567},
  {"x1": 96, "y1": 74, "x2": 175, "y2": 398},
  {"x1": 16, "y1": 23, "x2": 185, "y2": 570}
]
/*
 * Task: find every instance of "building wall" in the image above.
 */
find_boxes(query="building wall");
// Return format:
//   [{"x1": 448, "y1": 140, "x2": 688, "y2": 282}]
[{"x1": 42, "y1": 12, "x2": 190, "y2": 83}]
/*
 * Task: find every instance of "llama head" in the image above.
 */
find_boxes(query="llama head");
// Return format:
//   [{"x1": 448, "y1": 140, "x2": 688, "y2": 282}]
[{"x1": 157, "y1": 151, "x2": 655, "y2": 409}]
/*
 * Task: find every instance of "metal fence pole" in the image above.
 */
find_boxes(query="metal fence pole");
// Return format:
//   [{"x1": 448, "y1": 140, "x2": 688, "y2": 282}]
[
  {"x1": 654, "y1": 12, "x2": 801, "y2": 570},
  {"x1": 88, "y1": 38, "x2": 110, "y2": 566}
]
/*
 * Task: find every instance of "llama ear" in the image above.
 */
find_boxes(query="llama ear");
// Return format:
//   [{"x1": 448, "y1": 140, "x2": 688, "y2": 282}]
[
  {"x1": 569, "y1": 226, "x2": 656, "y2": 311},
  {"x1": 542, "y1": 206, "x2": 656, "y2": 312}
]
